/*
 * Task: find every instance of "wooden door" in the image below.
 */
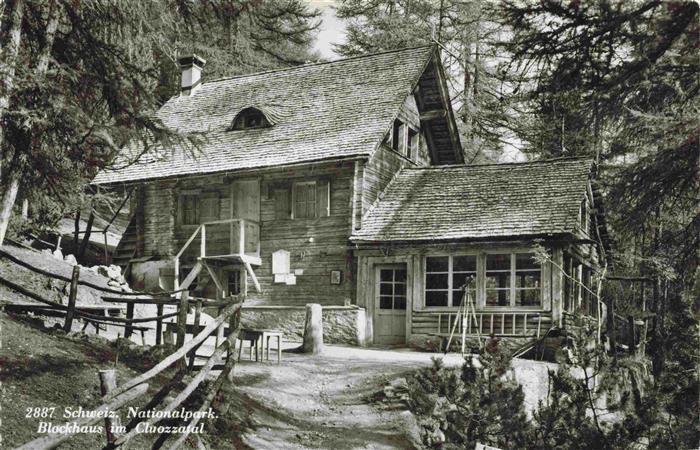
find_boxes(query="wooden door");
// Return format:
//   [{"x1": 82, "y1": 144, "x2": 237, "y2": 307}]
[
  {"x1": 374, "y1": 264, "x2": 407, "y2": 345},
  {"x1": 232, "y1": 180, "x2": 260, "y2": 255}
]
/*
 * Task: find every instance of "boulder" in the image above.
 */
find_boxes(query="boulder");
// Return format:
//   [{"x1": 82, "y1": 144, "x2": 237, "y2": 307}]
[
  {"x1": 108, "y1": 265, "x2": 122, "y2": 278},
  {"x1": 63, "y1": 254, "x2": 78, "y2": 265}
]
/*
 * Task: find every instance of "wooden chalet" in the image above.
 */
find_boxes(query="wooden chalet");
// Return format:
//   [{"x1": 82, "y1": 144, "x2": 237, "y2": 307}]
[{"x1": 92, "y1": 46, "x2": 607, "y2": 348}]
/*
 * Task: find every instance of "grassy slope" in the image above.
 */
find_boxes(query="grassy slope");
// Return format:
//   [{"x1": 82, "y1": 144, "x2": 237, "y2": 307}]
[{"x1": 0, "y1": 312, "x2": 199, "y2": 449}]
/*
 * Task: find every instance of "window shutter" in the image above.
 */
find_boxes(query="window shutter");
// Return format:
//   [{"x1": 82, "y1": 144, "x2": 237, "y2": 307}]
[
  {"x1": 199, "y1": 195, "x2": 219, "y2": 223},
  {"x1": 317, "y1": 180, "x2": 330, "y2": 217},
  {"x1": 274, "y1": 188, "x2": 291, "y2": 219}
]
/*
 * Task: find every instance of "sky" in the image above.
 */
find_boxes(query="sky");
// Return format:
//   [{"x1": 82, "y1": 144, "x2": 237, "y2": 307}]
[{"x1": 307, "y1": 0, "x2": 345, "y2": 59}]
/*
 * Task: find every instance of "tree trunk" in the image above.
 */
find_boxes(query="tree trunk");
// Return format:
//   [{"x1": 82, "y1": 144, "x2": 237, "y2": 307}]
[
  {"x1": 35, "y1": 0, "x2": 59, "y2": 73},
  {"x1": 0, "y1": 0, "x2": 59, "y2": 247},
  {"x1": 77, "y1": 209, "x2": 94, "y2": 259},
  {"x1": 302, "y1": 303, "x2": 324, "y2": 355},
  {"x1": 0, "y1": 170, "x2": 19, "y2": 244},
  {"x1": 0, "y1": 0, "x2": 25, "y2": 183}
]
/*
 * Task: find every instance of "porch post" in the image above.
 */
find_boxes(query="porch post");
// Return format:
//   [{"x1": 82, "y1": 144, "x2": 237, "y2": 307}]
[{"x1": 551, "y1": 248, "x2": 564, "y2": 328}]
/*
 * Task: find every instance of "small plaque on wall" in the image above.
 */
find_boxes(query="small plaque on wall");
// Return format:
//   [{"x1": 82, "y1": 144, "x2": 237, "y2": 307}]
[{"x1": 330, "y1": 270, "x2": 342, "y2": 285}]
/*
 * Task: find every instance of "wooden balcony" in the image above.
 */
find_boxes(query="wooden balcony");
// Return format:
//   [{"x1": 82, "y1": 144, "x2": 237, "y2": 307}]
[{"x1": 173, "y1": 218, "x2": 261, "y2": 293}]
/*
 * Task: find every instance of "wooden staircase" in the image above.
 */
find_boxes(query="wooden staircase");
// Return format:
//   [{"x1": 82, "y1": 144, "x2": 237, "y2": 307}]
[{"x1": 112, "y1": 214, "x2": 139, "y2": 268}]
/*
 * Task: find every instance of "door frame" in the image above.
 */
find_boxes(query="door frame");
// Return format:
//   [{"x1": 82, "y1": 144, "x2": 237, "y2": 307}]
[
  {"x1": 374, "y1": 263, "x2": 409, "y2": 344},
  {"x1": 361, "y1": 255, "x2": 414, "y2": 345}
]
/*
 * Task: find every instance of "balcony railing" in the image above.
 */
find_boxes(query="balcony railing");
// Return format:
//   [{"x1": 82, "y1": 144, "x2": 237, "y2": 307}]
[
  {"x1": 176, "y1": 218, "x2": 259, "y2": 261},
  {"x1": 172, "y1": 218, "x2": 261, "y2": 291}
]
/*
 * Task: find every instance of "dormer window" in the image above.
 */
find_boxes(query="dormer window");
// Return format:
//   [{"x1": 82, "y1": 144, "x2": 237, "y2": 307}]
[{"x1": 231, "y1": 107, "x2": 272, "y2": 130}]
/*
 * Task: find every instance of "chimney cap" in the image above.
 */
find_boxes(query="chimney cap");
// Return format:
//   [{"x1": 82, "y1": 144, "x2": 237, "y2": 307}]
[{"x1": 178, "y1": 54, "x2": 206, "y2": 68}]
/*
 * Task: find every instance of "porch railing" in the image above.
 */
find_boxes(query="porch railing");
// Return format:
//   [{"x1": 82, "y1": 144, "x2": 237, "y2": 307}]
[{"x1": 415, "y1": 310, "x2": 551, "y2": 339}]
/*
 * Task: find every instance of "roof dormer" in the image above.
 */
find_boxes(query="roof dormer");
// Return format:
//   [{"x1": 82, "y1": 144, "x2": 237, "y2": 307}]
[{"x1": 230, "y1": 106, "x2": 277, "y2": 130}]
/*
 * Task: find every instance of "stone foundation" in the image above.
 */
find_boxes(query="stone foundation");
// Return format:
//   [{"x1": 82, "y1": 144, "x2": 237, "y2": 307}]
[{"x1": 241, "y1": 305, "x2": 367, "y2": 346}]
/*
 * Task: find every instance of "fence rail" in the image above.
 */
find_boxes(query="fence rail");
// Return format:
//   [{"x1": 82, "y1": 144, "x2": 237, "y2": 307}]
[
  {"x1": 5, "y1": 254, "x2": 248, "y2": 450},
  {"x1": 14, "y1": 292, "x2": 244, "y2": 450}
]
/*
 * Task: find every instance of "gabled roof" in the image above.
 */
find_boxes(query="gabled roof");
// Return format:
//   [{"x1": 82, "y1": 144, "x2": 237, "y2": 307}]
[
  {"x1": 93, "y1": 46, "x2": 456, "y2": 185},
  {"x1": 351, "y1": 158, "x2": 594, "y2": 242}
]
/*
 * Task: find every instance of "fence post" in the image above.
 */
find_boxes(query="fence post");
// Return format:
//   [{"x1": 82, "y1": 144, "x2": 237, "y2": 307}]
[
  {"x1": 63, "y1": 266, "x2": 80, "y2": 332},
  {"x1": 176, "y1": 291, "x2": 189, "y2": 348},
  {"x1": 155, "y1": 304, "x2": 164, "y2": 346},
  {"x1": 188, "y1": 299, "x2": 203, "y2": 370},
  {"x1": 124, "y1": 303, "x2": 135, "y2": 339},
  {"x1": 99, "y1": 369, "x2": 123, "y2": 445},
  {"x1": 227, "y1": 296, "x2": 241, "y2": 383}
]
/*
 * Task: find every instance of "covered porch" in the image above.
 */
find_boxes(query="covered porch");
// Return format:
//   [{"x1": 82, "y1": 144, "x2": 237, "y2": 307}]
[{"x1": 354, "y1": 244, "x2": 596, "y2": 347}]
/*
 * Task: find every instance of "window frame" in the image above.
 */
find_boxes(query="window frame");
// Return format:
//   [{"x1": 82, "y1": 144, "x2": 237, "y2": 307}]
[
  {"x1": 291, "y1": 181, "x2": 317, "y2": 220},
  {"x1": 484, "y1": 251, "x2": 543, "y2": 310},
  {"x1": 407, "y1": 127, "x2": 419, "y2": 160},
  {"x1": 422, "y1": 250, "x2": 544, "y2": 311},
  {"x1": 579, "y1": 197, "x2": 590, "y2": 235},
  {"x1": 179, "y1": 194, "x2": 199, "y2": 226},
  {"x1": 423, "y1": 253, "x2": 478, "y2": 309},
  {"x1": 231, "y1": 107, "x2": 271, "y2": 130}
]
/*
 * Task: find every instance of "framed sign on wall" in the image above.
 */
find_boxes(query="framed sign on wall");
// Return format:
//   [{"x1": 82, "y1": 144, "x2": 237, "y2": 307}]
[{"x1": 330, "y1": 270, "x2": 342, "y2": 285}]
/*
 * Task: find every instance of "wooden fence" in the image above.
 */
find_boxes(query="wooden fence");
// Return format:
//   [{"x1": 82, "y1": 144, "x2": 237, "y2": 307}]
[{"x1": 4, "y1": 257, "x2": 248, "y2": 450}]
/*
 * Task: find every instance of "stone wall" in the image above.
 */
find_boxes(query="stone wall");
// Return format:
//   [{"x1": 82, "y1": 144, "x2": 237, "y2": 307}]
[{"x1": 240, "y1": 305, "x2": 367, "y2": 346}]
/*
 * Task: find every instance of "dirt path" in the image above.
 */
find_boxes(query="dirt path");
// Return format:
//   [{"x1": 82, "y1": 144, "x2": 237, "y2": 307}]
[{"x1": 215, "y1": 346, "x2": 464, "y2": 450}]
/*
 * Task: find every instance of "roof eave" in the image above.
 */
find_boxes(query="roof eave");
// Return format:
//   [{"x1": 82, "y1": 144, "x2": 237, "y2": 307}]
[
  {"x1": 349, "y1": 232, "x2": 579, "y2": 246},
  {"x1": 91, "y1": 154, "x2": 370, "y2": 187}
]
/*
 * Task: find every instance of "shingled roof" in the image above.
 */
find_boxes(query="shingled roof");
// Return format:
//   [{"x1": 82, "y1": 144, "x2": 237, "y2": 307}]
[
  {"x1": 351, "y1": 158, "x2": 594, "y2": 242},
  {"x1": 93, "y1": 46, "x2": 444, "y2": 185}
]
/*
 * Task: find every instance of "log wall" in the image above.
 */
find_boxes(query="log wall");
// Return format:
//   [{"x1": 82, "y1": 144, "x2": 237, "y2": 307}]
[
  {"x1": 138, "y1": 161, "x2": 358, "y2": 306},
  {"x1": 142, "y1": 181, "x2": 176, "y2": 257}
]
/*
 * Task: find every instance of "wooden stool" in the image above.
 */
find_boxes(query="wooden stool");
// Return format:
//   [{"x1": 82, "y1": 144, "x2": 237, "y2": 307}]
[
  {"x1": 260, "y1": 330, "x2": 283, "y2": 363},
  {"x1": 237, "y1": 329, "x2": 283, "y2": 363},
  {"x1": 238, "y1": 329, "x2": 264, "y2": 361}
]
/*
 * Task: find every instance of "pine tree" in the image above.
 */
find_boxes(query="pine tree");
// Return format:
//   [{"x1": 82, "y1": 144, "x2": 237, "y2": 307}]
[
  {"x1": 335, "y1": 0, "x2": 515, "y2": 162},
  {"x1": 0, "y1": 0, "x2": 321, "y2": 246}
]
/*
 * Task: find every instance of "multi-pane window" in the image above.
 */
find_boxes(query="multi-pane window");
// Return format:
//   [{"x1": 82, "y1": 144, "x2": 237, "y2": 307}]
[
  {"x1": 485, "y1": 254, "x2": 511, "y2": 306},
  {"x1": 425, "y1": 255, "x2": 477, "y2": 307},
  {"x1": 379, "y1": 267, "x2": 407, "y2": 310},
  {"x1": 515, "y1": 253, "x2": 541, "y2": 306},
  {"x1": 485, "y1": 252, "x2": 541, "y2": 307},
  {"x1": 293, "y1": 182, "x2": 316, "y2": 219}
]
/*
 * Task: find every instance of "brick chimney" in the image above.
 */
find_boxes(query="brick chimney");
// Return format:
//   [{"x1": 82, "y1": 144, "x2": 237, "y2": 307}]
[{"x1": 178, "y1": 54, "x2": 206, "y2": 96}]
